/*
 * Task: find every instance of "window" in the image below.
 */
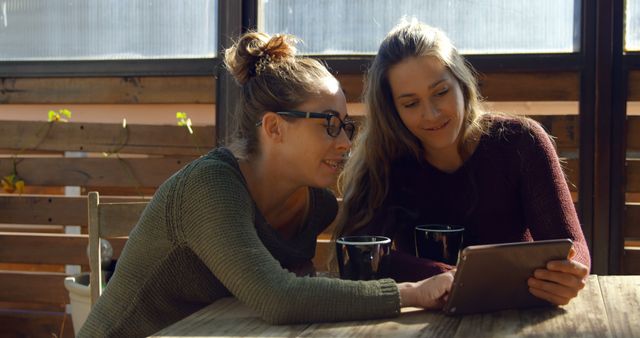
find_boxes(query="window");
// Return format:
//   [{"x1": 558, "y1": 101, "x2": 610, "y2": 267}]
[
  {"x1": 0, "y1": 0, "x2": 217, "y2": 61},
  {"x1": 261, "y1": 0, "x2": 579, "y2": 55},
  {"x1": 626, "y1": 0, "x2": 640, "y2": 51}
]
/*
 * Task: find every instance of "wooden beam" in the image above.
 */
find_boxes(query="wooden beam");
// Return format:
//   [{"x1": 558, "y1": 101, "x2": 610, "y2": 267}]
[
  {"x1": 0, "y1": 77, "x2": 215, "y2": 104},
  {"x1": 1, "y1": 72, "x2": 581, "y2": 105},
  {"x1": 0, "y1": 233, "x2": 126, "y2": 265},
  {"x1": 627, "y1": 116, "x2": 640, "y2": 153},
  {"x1": 0, "y1": 309, "x2": 74, "y2": 338},
  {"x1": 0, "y1": 195, "x2": 150, "y2": 226},
  {"x1": 0, "y1": 195, "x2": 87, "y2": 226},
  {"x1": 529, "y1": 115, "x2": 579, "y2": 155},
  {"x1": 627, "y1": 71, "x2": 640, "y2": 101},
  {"x1": 622, "y1": 249, "x2": 640, "y2": 274},
  {"x1": 625, "y1": 203, "x2": 640, "y2": 238},
  {"x1": 564, "y1": 158, "x2": 579, "y2": 192},
  {"x1": 478, "y1": 72, "x2": 580, "y2": 101},
  {"x1": 99, "y1": 202, "x2": 148, "y2": 238},
  {"x1": 0, "y1": 157, "x2": 195, "y2": 187},
  {"x1": 0, "y1": 271, "x2": 69, "y2": 304},
  {"x1": 0, "y1": 121, "x2": 214, "y2": 155},
  {"x1": 627, "y1": 160, "x2": 640, "y2": 193}
]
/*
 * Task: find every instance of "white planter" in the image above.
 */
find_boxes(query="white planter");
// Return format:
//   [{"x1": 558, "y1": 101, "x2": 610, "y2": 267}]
[{"x1": 64, "y1": 273, "x2": 91, "y2": 335}]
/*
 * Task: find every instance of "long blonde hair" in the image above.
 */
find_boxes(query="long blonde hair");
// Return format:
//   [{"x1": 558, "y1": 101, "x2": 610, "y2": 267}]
[{"x1": 334, "y1": 20, "x2": 488, "y2": 239}]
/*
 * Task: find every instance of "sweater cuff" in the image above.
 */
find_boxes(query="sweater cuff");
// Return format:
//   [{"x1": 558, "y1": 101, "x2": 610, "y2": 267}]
[{"x1": 377, "y1": 278, "x2": 401, "y2": 316}]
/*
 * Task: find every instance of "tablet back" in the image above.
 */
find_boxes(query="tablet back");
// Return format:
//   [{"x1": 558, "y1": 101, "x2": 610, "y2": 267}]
[{"x1": 443, "y1": 239, "x2": 573, "y2": 315}]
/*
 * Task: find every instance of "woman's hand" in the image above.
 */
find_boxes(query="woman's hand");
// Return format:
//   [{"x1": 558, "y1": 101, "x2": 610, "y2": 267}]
[
  {"x1": 398, "y1": 270, "x2": 454, "y2": 309},
  {"x1": 527, "y1": 246, "x2": 589, "y2": 305}
]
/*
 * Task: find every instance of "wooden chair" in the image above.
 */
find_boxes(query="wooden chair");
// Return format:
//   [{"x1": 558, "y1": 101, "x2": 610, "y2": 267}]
[{"x1": 87, "y1": 191, "x2": 148, "y2": 305}]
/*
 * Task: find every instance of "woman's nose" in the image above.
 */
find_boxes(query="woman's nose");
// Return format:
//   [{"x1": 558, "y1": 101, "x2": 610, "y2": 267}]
[
  {"x1": 422, "y1": 103, "x2": 441, "y2": 120},
  {"x1": 335, "y1": 128, "x2": 352, "y2": 151}
]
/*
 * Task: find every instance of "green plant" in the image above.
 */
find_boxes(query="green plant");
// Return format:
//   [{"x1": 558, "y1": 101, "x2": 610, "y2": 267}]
[{"x1": 2, "y1": 109, "x2": 73, "y2": 194}]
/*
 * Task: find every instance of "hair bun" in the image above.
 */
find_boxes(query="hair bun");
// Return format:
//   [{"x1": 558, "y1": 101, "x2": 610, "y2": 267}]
[{"x1": 224, "y1": 32, "x2": 299, "y2": 85}]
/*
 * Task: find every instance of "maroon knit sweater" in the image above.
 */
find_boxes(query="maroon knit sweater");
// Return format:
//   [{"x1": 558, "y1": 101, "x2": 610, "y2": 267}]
[{"x1": 355, "y1": 115, "x2": 591, "y2": 282}]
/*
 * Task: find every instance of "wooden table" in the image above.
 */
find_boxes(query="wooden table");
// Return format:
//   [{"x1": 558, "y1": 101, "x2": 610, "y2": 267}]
[{"x1": 152, "y1": 275, "x2": 639, "y2": 337}]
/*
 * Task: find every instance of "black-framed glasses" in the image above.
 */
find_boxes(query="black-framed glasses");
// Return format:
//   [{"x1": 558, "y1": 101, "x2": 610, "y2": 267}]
[{"x1": 256, "y1": 110, "x2": 356, "y2": 140}]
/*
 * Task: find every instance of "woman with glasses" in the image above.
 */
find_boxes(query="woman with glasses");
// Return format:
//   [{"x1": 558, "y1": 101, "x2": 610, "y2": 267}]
[
  {"x1": 335, "y1": 20, "x2": 590, "y2": 307},
  {"x1": 78, "y1": 31, "x2": 454, "y2": 338}
]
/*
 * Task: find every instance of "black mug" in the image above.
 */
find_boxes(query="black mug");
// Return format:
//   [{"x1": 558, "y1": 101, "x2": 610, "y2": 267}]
[
  {"x1": 414, "y1": 224, "x2": 465, "y2": 265},
  {"x1": 336, "y1": 236, "x2": 391, "y2": 281}
]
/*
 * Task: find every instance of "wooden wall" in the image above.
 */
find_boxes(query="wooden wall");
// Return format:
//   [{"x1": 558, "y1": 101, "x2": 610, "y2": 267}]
[{"x1": 1, "y1": 69, "x2": 640, "y2": 336}]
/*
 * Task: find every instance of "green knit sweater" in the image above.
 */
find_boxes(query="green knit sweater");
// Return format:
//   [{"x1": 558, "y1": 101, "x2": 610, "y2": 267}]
[{"x1": 78, "y1": 148, "x2": 400, "y2": 338}]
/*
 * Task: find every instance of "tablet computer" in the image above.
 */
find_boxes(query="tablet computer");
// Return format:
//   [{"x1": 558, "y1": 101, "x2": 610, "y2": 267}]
[{"x1": 443, "y1": 238, "x2": 573, "y2": 315}]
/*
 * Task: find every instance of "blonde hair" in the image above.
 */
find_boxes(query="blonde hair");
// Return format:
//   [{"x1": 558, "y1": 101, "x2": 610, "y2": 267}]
[
  {"x1": 334, "y1": 20, "x2": 488, "y2": 239},
  {"x1": 223, "y1": 32, "x2": 334, "y2": 159}
]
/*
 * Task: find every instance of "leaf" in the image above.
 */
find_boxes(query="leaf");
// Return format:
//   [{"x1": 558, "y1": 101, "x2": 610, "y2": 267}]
[
  {"x1": 60, "y1": 109, "x2": 72, "y2": 118},
  {"x1": 48, "y1": 109, "x2": 72, "y2": 122},
  {"x1": 2, "y1": 174, "x2": 16, "y2": 193},
  {"x1": 14, "y1": 179, "x2": 25, "y2": 194}
]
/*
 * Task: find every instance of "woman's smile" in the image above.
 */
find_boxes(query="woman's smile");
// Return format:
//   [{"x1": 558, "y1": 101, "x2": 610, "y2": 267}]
[{"x1": 422, "y1": 119, "x2": 450, "y2": 131}]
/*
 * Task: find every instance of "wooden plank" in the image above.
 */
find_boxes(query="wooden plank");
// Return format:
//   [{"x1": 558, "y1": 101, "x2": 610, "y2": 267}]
[
  {"x1": 0, "y1": 271, "x2": 69, "y2": 304},
  {"x1": 624, "y1": 203, "x2": 640, "y2": 238},
  {"x1": 0, "y1": 225, "x2": 64, "y2": 233},
  {"x1": 0, "y1": 195, "x2": 151, "y2": 226},
  {"x1": 627, "y1": 159, "x2": 640, "y2": 193},
  {"x1": 0, "y1": 120, "x2": 214, "y2": 155},
  {"x1": 454, "y1": 275, "x2": 611, "y2": 337},
  {"x1": 152, "y1": 297, "x2": 312, "y2": 337},
  {"x1": 0, "y1": 76, "x2": 215, "y2": 104},
  {"x1": 99, "y1": 202, "x2": 148, "y2": 237},
  {"x1": 302, "y1": 308, "x2": 461, "y2": 337},
  {"x1": 628, "y1": 116, "x2": 640, "y2": 154},
  {"x1": 0, "y1": 157, "x2": 195, "y2": 187},
  {"x1": 0, "y1": 262, "x2": 64, "y2": 273},
  {"x1": 528, "y1": 115, "x2": 579, "y2": 155},
  {"x1": 627, "y1": 70, "x2": 640, "y2": 101},
  {"x1": 81, "y1": 185, "x2": 157, "y2": 197},
  {"x1": 477, "y1": 72, "x2": 579, "y2": 101},
  {"x1": 0, "y1": 301, "x2": 66, "y2": 312},
  {"x1": 0, "y1": 233, "x2": 126, "y2": 265},
  {"x1": 0, "y1": 195, "x2": 87, "y2": 226},
  {"x1": 0, "y1": 309, "x2": 74, "y2": 338},
  {"x1": 598, "y1": 276, "x2": 640, "y2": 337},
  {"x1": 564, "y1": 158, "x2": 579, "y2": 191},
  {"x1": 312, "y1": 239, "x2": 331, "y2": 272},
  {"x1": 623, "y1": 249, "x2": 640, "y2": 274}
]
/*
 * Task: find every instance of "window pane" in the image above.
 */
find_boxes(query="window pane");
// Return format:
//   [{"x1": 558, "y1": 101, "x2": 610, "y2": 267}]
[
  {"x1": 626, "y1": 0, "x2": 640, "y2": 51},
  {"x1": 261, "y1": 0, "x2": 579, "y2": 55},
  {"x1": 0, "y1": 0, "x2": 217, "y2": 61}
]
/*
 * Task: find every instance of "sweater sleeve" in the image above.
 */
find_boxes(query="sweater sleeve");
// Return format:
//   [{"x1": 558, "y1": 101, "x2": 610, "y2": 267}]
[
  {"x1": 519, "y1": 121, "x2": 591, "y2": 269},
  {"x1": 176, "y1": 160, "x2": 400, "y2": 324}
]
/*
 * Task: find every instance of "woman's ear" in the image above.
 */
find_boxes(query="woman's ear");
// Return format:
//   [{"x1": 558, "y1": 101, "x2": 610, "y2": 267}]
[{"x1": 260, "y1": 112, "x2": 284, "y2": 142}]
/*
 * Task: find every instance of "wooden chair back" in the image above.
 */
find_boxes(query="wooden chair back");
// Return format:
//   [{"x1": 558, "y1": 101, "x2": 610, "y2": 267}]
[{"x1": 87, "y1": 191, "x2": 148, "y2": 305}]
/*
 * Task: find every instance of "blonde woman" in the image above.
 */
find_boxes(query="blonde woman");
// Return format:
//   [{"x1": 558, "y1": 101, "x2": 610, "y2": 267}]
[
  {"x1": 336, "y1": 21, "x2": 590, "y2": 306},
  {"x1": 78, "y1": 31, "x2": 454, "y2": 338}
]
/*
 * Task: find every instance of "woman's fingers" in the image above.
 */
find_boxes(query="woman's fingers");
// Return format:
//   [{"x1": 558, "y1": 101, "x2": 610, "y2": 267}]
[
  {"x1": 546, "y1": 259, "x2": 589, "y2": 279},
  {"x1": 528, "y1": 285, "x2": 572, "y2": 306},
  {"x1": 528, "y1": 275, "x2": 581, "y2": 300},
  {"x1": 419, "y1": 271, "x2": 455, "y2": 309},
  {"x1": 528, "y1": 259, "x2": 588, "y2": 305},
  {"x1": 533, "y1": 267, "x2": 587, "y2": 290}
]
